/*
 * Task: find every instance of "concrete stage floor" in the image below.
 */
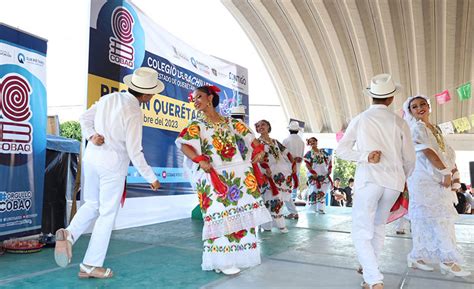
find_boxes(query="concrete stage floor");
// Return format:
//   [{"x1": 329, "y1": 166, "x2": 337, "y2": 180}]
[{"x1": 0, "y1": 207, "x2": 472, "y2": 288}]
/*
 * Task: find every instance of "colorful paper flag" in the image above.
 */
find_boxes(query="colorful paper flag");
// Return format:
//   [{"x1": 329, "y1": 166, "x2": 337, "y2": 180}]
[
  {"x1": 451, "y1": 117, "x2": 471, "y2": 132},
  {"x1": 435, "y1": 90, "x2": 451, "y2": 104},
  {"x1": 335, "y1": 130, "x2": 344, "y2": 143},
  {"x1": 457, "y1": 82, "x2": 471, "y2": 101},
  {"x1": 438, "y1": 122, "x2": 455, "y2": 135}
]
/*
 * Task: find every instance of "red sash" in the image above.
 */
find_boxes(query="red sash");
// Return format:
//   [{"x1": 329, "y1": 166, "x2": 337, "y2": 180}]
[
  {"x1": 192, "y1": 154, "x2": 228, "y2": 197},
  {"x1": 260, "y1": 162, "x2": 279, "y2": 196},
  {"x1": 251, "y1": 142, "x2": 265, "y2": 186}
]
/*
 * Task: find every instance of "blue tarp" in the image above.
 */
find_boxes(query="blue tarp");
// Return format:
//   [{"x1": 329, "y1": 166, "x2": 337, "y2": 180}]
[{"x1": 46, "y1": 135, "x2": 80, "y2": 154}]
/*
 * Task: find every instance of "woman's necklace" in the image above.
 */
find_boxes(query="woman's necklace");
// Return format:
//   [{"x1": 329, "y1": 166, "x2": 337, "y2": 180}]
[
  {"x1": 259, "y1": 136, "x2": 280, "y2": 160},
  {"x1": 312, "y1": 148, "x2": 326, "y2": 164},
  {"x1": 427, "y1": 124, "x2": 446, "y2": 152},
  {"x1": 202, "y1": 114, "x2": 227, "y2": 129},
  {"x1": 202, "y1": 114, "x2": 234, "y2": 146}
]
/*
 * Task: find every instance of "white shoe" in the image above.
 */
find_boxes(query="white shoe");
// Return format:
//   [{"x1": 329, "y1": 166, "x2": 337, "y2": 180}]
[
  {"x1": 279, "y1": 227, "x2": 289, "y2": 233},
  {"x1": 407, "y1": 256, "x2": 434, "y2": 271},
  {"x1": 217, "y1": 267, "x2": 240, "y2": 275},
  {"x1": 318, "y1": 210, "x2": 326, "y2": 214},
  {"x1": 439, "y1": 263, "x2": 471, "y2": 277}
]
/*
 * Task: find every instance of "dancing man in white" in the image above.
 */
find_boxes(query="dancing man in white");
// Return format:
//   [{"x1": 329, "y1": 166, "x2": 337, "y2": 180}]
[
  {"x1": 54, "y1": 67, "x2": 163, "y2": 278},
  {"x1": 336, "y1": 74, "x2": 416, "y2": 289}
]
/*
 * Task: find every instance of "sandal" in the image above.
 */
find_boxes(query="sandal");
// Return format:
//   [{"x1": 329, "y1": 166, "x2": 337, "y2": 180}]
[
  {"x1": 54, "y1": 228, "x2": 73, "y2": 267},
  {"x1": 361, "y1": 281, "x2": 383, "y2": 289},
  {"x1": 356, "y1": 266, "x2": 363, "y2": 275},
  {"x1": 78, "y1": 263, "x2": 113, "y2": 279},
  {"x1": 285, "y1": 213, "x2": 299, "y2": 219}
]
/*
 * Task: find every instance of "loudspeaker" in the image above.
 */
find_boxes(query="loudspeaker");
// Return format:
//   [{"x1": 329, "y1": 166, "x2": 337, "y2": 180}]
[{"x1": 470, "y1": 162, "x2": 474, "y2": 186}]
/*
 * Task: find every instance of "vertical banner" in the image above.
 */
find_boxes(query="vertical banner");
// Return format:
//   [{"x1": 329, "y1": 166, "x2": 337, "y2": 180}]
[
  {"x1": 0, "y1": 24, "x2": 47, "y2": 240},
  {"x1": 88, "y1": 1, "x2": 249, "y2": 197}
]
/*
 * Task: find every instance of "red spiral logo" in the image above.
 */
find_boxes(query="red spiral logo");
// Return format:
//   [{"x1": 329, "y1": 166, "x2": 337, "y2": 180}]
[
  {"x1": 0, "y1": 74, "x2": 32, "y2": 122},
  {"x1": 111, "y1": 7, "x2": 134, "y2": 44}
]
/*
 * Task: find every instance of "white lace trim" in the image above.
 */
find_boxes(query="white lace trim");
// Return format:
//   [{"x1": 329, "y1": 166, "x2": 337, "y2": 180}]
[
  {"x1": 202, "y1": 207, "x2": 272, "y2": 240},
  {"x1": 410, "y1": 217, "x2": 464, "y2": 264},
  {"x1": 201, "y1": 245, "x2": 261, "y2": 271}
]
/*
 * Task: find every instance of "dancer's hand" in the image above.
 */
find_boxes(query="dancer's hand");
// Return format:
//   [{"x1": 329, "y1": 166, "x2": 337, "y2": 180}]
[
  {"x1": 368, "y1": 150, "x2": 381, "y2": 163},
  {"x1": 265, "y1": 167, "x2": 272, "y2": 178},
  {"x1": 441, "y1": 174, "x2": 451, "y2": 188},
  {"x1": 252, "y1": 151, "x2": 265, "y2": 163},
  {"x1": 199, "y1": 160, "x2": 212, "y2": 173},
  {"x1": 150, "y1": 180, "x2": 160, "y2": 191},
  {"x1": 89, "y1": 133, "x2": 105, "y2": 146}
]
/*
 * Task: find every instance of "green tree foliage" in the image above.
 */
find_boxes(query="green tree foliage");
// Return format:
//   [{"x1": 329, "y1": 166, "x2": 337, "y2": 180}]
[
  {"x1": 59, "y1": 120, "x2": 82, "y2": 142},
  {"x1": 333, "y1": 157, "x2": 356, "y2": 187}
]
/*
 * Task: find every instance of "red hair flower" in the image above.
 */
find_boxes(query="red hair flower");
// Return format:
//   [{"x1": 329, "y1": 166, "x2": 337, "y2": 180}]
[
  {"x1": 207, "y1": 85, "x2": 221, "y2": 94},
  {"x1": 188, "y1": 91, "x2": 194, "y2": 102}
]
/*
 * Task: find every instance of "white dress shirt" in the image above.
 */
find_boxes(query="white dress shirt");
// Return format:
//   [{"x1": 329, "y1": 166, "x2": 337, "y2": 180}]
[
  {"x1": 336, "y1": 104, "x2": 415, "y2": 192},
  {"x1": 79, "y1": 92, "x2": 156, "y2": 183},
  {"x1": 282, "y1": 134, "x2": 305, "y2": 161}
]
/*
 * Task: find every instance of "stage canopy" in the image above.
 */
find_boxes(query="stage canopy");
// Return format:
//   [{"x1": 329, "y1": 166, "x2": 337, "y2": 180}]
[{"x1": 222, "y1": 0, "x2": 474, "y2": 150}]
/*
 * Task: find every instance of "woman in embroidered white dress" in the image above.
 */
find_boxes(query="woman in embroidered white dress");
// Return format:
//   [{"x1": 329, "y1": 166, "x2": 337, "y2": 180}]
[
  {"x1": 403, "y1": 95, "x2": 470, "y2": 277},
  {"x1": 304, "y1": 137, "x2": 333, "y2": 214},
  {"x1": 254, "y1": 120, "x2": 296, "y2": 233},
  {"x1": 175, "y1": 85, "x2": 271, "y2": 275}
]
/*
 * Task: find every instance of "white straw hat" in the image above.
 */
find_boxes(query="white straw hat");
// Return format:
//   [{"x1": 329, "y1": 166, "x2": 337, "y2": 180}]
[
  {"x1": 230, "y1": 105, "x2": 246, "y2": 115},
  {"x1": 363, "y1": 73, "x2": 401, "y2": 98},
  {"x1": 287, "y1": 120, "x2": 301, "y2": 131},
  {"x1": 123, "y1": 67, "x2": 164, "y2": 95}
]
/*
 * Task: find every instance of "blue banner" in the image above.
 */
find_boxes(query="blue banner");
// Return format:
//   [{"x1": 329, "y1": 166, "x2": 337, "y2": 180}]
[
  {"x1": 88, "y1": 1, "x2": 249, "y2": 197},
  {"x1": 0, "y1": 24, "x2": 47, "y2": 240}
]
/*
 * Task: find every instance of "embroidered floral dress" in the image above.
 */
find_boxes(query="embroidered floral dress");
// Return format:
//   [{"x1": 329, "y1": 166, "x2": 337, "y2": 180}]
[
  {"x1": 304, "y1": 149, "x2": 332, "y2": 212},
  {"x1": 407, "y1": 121, "x2": 462, "y2": 263},
  {"x1": 258, "y1": 138, "x2": 293, "y2": 229},
  {"x1": 175, "y1": 116, "x2": 271, "y2": 271}
]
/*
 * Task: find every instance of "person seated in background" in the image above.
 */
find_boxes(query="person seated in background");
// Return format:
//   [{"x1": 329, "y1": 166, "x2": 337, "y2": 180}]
[
  {"x1": 330, "y1": 178, "x2": 346, "y2": 206},
  {"x1": 454, "y1": 187, "x2": 467, "y2": 214},
  {"x1": 344, "y1": 178, "x2": 354, "y2": 207},
  {"x1": 466, "y1": 185, "x2": 474, "y2": 214},
  {"x1": 459, "y1": 183, "x2": 472, "y2": 214}
]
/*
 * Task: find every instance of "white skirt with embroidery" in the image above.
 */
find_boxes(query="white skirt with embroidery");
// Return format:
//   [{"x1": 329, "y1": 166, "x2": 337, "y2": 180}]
[
  {"x1": 199, "y1": 161, "x2": 272, "y2": 240},
  {"x1": 201, "y1": 227, "x2": 261, "y2": 271},
  {"x1": 408, "y1": 170, "x2": 462, "y2": 264}
]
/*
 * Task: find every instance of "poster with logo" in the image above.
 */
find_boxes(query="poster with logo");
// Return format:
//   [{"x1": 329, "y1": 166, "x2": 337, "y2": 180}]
[
  {"x1": 0, "y1": 23, "x2": 47, "y2": 240},
  {"x1": 88, "y1": 1, "x2": 249, "y2": 198}
]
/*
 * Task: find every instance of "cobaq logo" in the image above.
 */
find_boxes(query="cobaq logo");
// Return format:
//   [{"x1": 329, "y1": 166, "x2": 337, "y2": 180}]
[
  {"x1": 0, "y1": 73, "x2": 33, "y2": 154},
  {"x1": 109, "y1": 7, "x2": 135, "y2": 69}
]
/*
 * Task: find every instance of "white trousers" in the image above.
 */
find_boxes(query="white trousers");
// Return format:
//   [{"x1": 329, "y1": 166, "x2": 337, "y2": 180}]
[
  {"x1": 282, "y1": 191, "x2": 298, "y2": 214},
  {"x1": 67, "y1": 154, "x2": 125, "y2": 267},
  {"x1": 395, "y1": 215, "x2": 410, "y2": 233},
  {"x1": 352, "y1": 182, "x2": 399, "y2": 285}
]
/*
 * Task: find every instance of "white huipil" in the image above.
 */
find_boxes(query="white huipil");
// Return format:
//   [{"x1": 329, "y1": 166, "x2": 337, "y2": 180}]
[
  {"x1": 407, "y1": 121, "x2": 462, "y2": 264},
  {"x1": 336, "y1": 104, "x2": 415, "y2": 285},
  {"x1": 258, "y1": 138, "x2": 293, "y2": 229},
  {"x1": 304, "y1": 149, "x2": 332, "y2": 212},
  {"x1": 68, "y1": 92, "x2": 157, "y2": 267},
  {"x1": 175, "y1": 117, "x2": 271, "y2": 271}
]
